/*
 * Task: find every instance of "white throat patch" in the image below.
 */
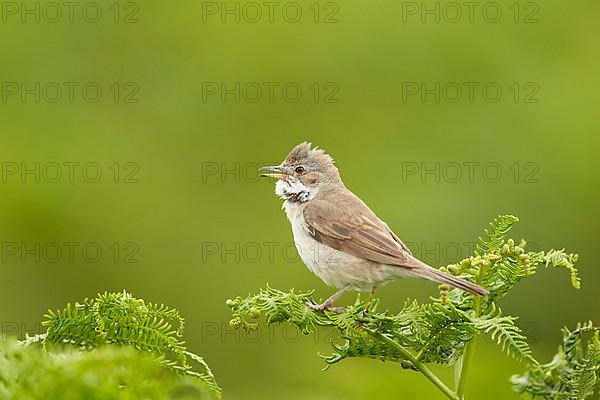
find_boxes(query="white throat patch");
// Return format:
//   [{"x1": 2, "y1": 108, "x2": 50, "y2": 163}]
[{"x1": 275, "y1": 179, "x2": 313, "y2": 203}]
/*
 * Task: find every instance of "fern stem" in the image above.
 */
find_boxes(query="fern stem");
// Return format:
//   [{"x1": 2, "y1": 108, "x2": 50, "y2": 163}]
[
  {"x1": 457, "y1": 266, "x2": 485, "y2": 398},
  {"x1": 456, "y1": 335, "x2": 476, "y2": 398},
  {"x1": 366, "y1": 328, "x2": 459, "y2": 400}
]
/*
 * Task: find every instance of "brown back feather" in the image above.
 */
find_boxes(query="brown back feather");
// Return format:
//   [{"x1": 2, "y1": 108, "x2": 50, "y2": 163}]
[{"x1": 302, "y1": 189, "x2": 488, "y2": 296}]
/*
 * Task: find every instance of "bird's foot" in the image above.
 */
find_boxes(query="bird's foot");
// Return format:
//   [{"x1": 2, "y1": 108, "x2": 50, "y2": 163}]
[
  {"x1": 305, "y1": 301, "x2": 346, "y2": 314},
  {"x1": 364, "y1": 287, "x2": 378, "y2": 314},
  {"x1": 364, "y1": 299, "x2": 377, "y2": 314}
]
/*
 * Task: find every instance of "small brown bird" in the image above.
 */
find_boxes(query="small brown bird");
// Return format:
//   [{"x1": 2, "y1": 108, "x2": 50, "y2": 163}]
[{"x1": 260, "y1": 143, "x2": 488, "y2": 312}]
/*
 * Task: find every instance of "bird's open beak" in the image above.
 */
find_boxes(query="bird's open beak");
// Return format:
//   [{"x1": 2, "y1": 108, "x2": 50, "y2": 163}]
[{"x1": 259, "y1": 165, "x2": 288, "y2": 180}]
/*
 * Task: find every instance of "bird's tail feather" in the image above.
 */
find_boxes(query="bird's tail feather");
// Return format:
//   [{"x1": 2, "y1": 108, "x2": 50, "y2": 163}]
[{"x1": 410, "y1": 259, "x2": 489, "y2": 297}]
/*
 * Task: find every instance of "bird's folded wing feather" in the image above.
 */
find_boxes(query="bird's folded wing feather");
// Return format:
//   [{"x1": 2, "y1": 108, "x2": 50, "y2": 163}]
[{"x1": 303, "y1": 199, "x2": 416, "y2": 268}]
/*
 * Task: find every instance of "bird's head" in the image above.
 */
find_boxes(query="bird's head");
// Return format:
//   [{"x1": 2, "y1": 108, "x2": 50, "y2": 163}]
[{"x1": 260, "y1": 142, "x2": 342, "y2": 202}]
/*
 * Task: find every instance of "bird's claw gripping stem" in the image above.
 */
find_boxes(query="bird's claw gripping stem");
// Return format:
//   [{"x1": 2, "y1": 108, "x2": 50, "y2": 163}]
[{"x1": 305, "y1": 301, "x2": 346, "y2": 314}]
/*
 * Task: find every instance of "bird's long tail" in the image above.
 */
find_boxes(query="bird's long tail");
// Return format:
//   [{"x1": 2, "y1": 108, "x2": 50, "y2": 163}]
[{"x1": 409, "y1": 259, "x2": 489, "y2": 297}]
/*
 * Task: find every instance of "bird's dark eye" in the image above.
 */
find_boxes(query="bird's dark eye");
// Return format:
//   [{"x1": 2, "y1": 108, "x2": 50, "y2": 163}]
[{"x1": 295, "y1": 165, "x2": 305, "y2": 174}]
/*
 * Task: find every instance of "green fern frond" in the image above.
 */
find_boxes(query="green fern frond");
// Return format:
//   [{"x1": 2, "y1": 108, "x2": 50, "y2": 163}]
[
  {"x1": 479, "y1": 239, "x2": 530, "y2": 305},
  {"x1": 227, "y1": 285, "x2": 374, "y2": 338},
  {"x1": 562, "y1": 322, "x2": 597, "y2": 362},
  {"x1": 228, "y1": 287, "x2": 480, "y2": 368},
  {"x1": 38, "y1": 291, "x2": 221, "y2": 399},
  {"x1": 43, "y1": 292, "x2": 187, "y2": 363},
  {"x1": 476, "y1": 214, "x2": 519, "y2": 255},
  {"x1": 414, "y1": 303, "x2": 476, "y2": 365},
  {"x1": 474, "y1": 306, "x2": 536, "y2": 363},
  {"x1": 512, "y1": 322, "x2": 600, "y2": 399},
  {"x1": 323, "y1": 336, "x2": 413, "y2": 368},
  {"x1": 0, "y1": 340, "x2": 217, "y2": 400},
  {"x1": 543, "y1": 249, "x2": 581, "y2": 289},
  {"x1": 177, "y1": 351, "x2": 222, "y2": 397}
]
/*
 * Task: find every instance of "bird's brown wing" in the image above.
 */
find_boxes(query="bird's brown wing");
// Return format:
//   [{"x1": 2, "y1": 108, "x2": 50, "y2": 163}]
[
  {"x1": 303, "y1": 197, "x2": 490, "y2": 297},
  {"x1": 303, "y1": 198, "x2": 415, "y2": 268},
  {"x1": 388, "y1": 226, "x2": 413, "y2": 256}
]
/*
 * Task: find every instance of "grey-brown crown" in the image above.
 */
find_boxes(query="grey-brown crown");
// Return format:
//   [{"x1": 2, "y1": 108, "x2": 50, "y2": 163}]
[
  {"x1": 283, "y1": 142, "x2": 341, "y2": 184},
  {"x1": 284, "y1": 142, "x2": 332, "y2": 165}
]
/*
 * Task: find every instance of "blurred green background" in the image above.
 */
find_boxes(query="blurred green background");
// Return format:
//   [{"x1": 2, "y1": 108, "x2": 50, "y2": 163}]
[{"x1": 1, "y1": 1, "x2": 598, "y2": 398}]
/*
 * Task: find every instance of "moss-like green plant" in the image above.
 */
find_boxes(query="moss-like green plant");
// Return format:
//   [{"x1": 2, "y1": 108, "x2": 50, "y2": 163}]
[
  {"x1": 226, "y1": 215, "x2": 585, "y2": 400},
  {"x1": 1, "y1": 291, "x2": 221, "y2": 400}
]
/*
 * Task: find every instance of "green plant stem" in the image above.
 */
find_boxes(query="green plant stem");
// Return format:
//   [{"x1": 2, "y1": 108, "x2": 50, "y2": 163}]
[
  {"x1": 367, "y1": 329, "x2": 459, "y2": 400},
  {"x1": 456, "y1": 335, "x2": 476, "y2": 398},
  {"x1": 457, "y1": 268, "x2": 485, "y2": 398}
]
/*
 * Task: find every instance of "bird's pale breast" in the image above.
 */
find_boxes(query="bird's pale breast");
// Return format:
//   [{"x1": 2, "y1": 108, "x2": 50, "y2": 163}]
[{"x1": 283, "y1": 200, "x2": 400, "y2": 291}]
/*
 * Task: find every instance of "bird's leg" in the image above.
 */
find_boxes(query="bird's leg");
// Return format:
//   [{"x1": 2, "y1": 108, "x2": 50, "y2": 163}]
[
  {"x1": 365, "y1": 286, "x2": 378, "y2": 313},
  {"x1": 306, "y1": 284, "x2": 351, "y2": 313}
]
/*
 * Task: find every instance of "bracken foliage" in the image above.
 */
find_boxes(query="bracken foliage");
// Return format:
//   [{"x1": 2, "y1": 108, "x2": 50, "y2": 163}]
[
  {"x1": 1, "y1": 291, "x2": 221, "y2": 400},
  {"x1": 512, "y1": 322, "x2": 600, "y2": 399},
  {"x1": 227, "y1": 215, "x2": 585, "y2": 400}
]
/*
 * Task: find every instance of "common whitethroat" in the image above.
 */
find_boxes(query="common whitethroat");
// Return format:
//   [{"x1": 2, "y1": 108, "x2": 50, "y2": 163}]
[{"x1": 260, "y1": 143, "x2": 488, "y2": 312}]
